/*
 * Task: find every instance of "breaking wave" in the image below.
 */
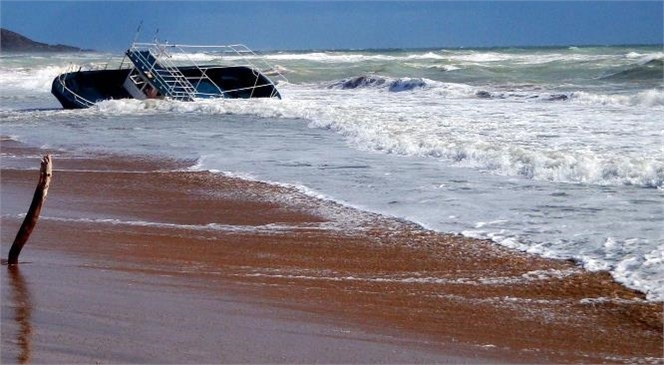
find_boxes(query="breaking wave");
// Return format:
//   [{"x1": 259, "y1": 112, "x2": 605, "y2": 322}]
[
  {"x1": 0, "y1": 65, "x2": 70, "y2": 92},
  {"x1": 475, "y1": 88, "x2": 664, "y2": 107},
  {"x1": 571, "y1": 89, "x2": 664, "y2": 108},
  {"x1": 328, "y1": 75, "x2": 429, "y2": 92},
  {"x1": 327, "y1": 123, "x2": 664, "y2": 189},
  {"x1": 262, "y1": 51, "x2": 447, "y2": 63},
  {"x1": 600, "y1": 57, "x2": 664, "y2": 81},
  {"x1": 325, "y1": 75, "x2": 664, "y2": 107}
]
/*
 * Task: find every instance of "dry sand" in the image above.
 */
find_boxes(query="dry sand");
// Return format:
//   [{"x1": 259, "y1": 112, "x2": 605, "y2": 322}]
[{"x1": 1, "y1": 139, "x2": 662, "y2": 363}]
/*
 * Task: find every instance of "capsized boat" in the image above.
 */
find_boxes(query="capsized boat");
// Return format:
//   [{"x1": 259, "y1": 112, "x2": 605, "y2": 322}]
[{"x1": 51, "y1": 41, "x2": 286, "y2": 109}]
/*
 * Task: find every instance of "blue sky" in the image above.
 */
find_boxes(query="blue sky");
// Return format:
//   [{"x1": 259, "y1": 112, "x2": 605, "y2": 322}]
[{"x1": 2, "y1": 1, "x2": 662, "y2": 51}]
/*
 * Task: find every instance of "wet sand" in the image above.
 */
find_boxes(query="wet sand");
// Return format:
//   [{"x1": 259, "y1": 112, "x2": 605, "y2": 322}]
[
  {"x1": 1, "y1": 140, "x2": 662, "y2": 363},
  {"x1": 2, "y1": 250, "x2": 488, "y2": 364}
]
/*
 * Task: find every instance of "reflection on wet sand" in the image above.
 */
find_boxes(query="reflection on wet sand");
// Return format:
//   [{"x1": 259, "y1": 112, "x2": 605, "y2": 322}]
[{"x1": 8, "y1": 266, "x2": 32, "y2": 364}]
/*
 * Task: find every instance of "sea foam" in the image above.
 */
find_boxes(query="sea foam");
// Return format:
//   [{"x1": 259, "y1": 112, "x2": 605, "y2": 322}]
[{"x1": 85, "y1": 82, "x2": 663, "y2": 190}]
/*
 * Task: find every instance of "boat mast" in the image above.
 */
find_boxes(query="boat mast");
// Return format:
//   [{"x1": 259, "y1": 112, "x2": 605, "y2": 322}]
[{"x1": 120, "y1": 21, "x2": 143, "y2": 69}]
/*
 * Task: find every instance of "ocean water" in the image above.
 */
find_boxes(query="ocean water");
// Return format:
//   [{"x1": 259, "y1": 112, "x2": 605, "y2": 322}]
[{"x1": 1, "y1": 46, "x2": 662, "y2": 301}]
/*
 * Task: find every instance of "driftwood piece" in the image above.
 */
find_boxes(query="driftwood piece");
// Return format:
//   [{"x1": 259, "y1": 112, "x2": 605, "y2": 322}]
[{"x1": 7, "y1": 155, "x2": 53, "y2": 265}]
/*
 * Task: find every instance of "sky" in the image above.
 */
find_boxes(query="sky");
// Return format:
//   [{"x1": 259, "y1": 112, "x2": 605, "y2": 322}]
[{"x1": 1, "y1": 1, "x2": 662, "y2": 51}]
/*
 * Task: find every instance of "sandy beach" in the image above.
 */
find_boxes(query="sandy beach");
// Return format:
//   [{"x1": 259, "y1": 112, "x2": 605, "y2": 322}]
[{"x1": 1, "y1": 139, "x2": 662, "y2": 364}]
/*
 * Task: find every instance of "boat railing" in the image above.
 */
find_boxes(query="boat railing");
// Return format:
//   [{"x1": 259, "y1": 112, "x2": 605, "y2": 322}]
[
  {"x1": 149, "y1": 43, "x2": 226, "y2": 98},
  {"x1": 54, "y1": 70, "x2": 95, "y2": 107},
  {"x1": 126, "y1": 44, "x2": 198, "y2": 100},
  {"x1": 65, "y1": 56, "x2": 134, "y2": 73},
  {"x1": 132, "y1": 41, "x2": 288, "y2": 98}
]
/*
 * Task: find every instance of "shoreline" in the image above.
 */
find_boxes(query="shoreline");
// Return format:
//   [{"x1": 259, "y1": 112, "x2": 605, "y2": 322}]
[{"x1": 1, "y1": 139, "x2": 662, "y2": 363}]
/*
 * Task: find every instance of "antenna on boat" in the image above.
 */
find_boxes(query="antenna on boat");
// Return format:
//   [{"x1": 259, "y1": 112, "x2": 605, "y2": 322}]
[
  {"x1": 132, "y1": 20, "x2": 143, "y2": 44},
  {"x1": 120, "y1": 20, "x2": 143, "y2": 69}
]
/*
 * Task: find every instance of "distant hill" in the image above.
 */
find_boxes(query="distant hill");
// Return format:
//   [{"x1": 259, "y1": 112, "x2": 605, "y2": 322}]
[{"x1": 1, "y1": 28, "x2": 83, "y2": 52}]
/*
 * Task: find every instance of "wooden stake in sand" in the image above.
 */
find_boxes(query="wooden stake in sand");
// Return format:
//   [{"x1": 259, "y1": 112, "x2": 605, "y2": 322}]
[{"x1": 7, "y1": 155, "x2": 53, "y2": 265}]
